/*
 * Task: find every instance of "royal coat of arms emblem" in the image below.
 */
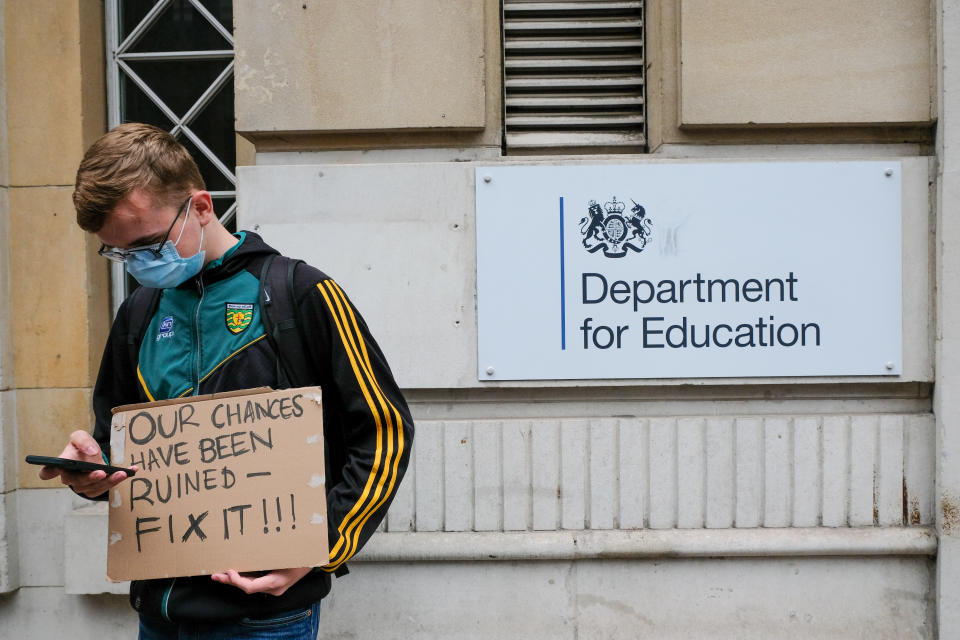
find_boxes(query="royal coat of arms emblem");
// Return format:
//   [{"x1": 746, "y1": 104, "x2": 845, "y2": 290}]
[{"x1": 579, "y1": 197, "x2": 652, "y2": 258}]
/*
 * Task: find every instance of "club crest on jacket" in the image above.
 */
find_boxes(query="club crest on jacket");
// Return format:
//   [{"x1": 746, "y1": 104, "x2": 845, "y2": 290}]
[{"x1": 225, "y1": 303, "x2": 254, "y2": 334}]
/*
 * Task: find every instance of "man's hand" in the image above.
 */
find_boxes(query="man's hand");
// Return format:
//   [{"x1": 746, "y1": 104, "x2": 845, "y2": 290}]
[
  {"x1": 37, "y1": 430, "x2": 135, "y2": 498},
  {"x1": 210, "y1": 567, "x2": 313, "y2": 596}
]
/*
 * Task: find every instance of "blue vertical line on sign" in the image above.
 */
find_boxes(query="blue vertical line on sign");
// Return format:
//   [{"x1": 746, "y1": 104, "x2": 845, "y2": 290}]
[{"x1": 560, "y1": 197, "x2": 566, "y2": 350}]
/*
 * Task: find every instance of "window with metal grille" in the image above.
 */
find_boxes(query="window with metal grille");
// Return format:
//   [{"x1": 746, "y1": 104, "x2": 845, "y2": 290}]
[
  {"x1": 502, "y1": 0, "x2": 646, "y2": 153},
  {"x1": 105, "y1": 0, "x2": 236, "y2": 308}
]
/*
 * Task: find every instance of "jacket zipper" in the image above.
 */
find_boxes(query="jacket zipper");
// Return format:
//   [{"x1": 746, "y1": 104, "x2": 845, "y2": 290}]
[
  {"x1": 163, "y1": 281, "x2": 203, "y2": 617},
  {"x1": 193, "y1": 276, "x2": 205, "y2": 396}
]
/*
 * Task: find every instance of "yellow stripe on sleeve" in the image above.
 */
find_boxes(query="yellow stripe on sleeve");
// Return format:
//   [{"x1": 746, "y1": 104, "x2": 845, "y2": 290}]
[
  {"x1": 320, "y1": 289, "x2": 391, "y2": 566},
  {"x1": 321, "y1": 281, "x2": 405, "y2": 571},
  {"x1": 315, "y1": 281, "x2": 389, "y2": 566}
]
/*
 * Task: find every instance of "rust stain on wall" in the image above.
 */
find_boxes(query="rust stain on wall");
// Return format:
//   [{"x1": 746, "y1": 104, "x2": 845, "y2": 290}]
[
  {"x1": 942, "y1": 495, "x2": 960, "y2": 535},
  {"x1": 910, "y1": 497, "x2": 922, "y2": 526},
  {"x1": 902, "y1": 478, "x2": 910, "y2": 525}
]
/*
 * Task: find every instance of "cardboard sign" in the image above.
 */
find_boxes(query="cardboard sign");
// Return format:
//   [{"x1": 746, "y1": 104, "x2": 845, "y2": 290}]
[{"x1": 106, "y1": 387, "x2": 329, "y2": 582}]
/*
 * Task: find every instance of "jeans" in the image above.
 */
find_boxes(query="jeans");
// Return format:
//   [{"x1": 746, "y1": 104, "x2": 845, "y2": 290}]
[{"x1": 138, "y1": 602, "x2": 321, "y2": 640}]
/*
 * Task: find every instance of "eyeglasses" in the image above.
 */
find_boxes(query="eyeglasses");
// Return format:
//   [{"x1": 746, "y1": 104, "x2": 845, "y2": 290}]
[{"x1": 98, "y1": 196, "x2": 192, "y2": 263}]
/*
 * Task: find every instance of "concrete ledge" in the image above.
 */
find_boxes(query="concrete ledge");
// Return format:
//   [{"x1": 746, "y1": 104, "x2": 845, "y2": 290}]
[
  {"x1": 355, "y1": 528, "x2": 938, "y2": 562},
  {"x1": 62, "y1": 501, "x2": 936, "y2": 594}
]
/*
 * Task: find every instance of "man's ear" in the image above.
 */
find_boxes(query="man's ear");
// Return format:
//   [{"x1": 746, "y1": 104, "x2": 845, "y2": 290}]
[{"x1": 191, "y1": 190, "x2": 216, "y2": 225}]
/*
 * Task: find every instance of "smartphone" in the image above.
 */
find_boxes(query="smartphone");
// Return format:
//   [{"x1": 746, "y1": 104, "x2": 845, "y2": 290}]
[{"x1": 25, "y1": 455, "x2": 136, "y2": 476}]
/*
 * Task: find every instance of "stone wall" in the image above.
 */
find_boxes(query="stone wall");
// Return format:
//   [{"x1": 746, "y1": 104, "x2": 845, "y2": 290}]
[{"x1": 0, "y1": 0, "x2": 952, "y2": 637}]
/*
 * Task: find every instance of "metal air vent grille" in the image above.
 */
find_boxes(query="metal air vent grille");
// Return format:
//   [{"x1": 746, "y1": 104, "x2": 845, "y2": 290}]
[{"x1": 503, "y1": 0, "x2": 646, "y2": 152}]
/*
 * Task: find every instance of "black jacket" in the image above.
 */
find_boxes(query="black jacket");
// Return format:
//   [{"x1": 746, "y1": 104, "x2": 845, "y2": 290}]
[{"x1": 91, "y1": 232, "x2": 414, "y2": 622}]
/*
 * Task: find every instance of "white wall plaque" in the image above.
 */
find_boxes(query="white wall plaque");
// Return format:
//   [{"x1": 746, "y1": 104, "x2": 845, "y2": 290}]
[{"x1": 476, "y1": 162, "x2": 902, "y2": 380}]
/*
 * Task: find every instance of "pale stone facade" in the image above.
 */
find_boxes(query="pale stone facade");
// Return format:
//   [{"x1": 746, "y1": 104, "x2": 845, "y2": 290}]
[
  {"x1": 0, "y1": 0, "x2": 956, "y2": 638},
  {"x1": 679, "y1": 0, "x2": 934, "y2": 127}
]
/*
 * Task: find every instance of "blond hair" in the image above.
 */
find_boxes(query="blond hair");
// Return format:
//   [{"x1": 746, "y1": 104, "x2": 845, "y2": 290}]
[{"x1": 73, "y1": 123, "x2": 205, "y2": 232}]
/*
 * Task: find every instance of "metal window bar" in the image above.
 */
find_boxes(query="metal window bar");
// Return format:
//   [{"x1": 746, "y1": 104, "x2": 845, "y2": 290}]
[
  {"x1": 502, "y1": 0, "x2": 646, "y2": 152},
  {"x1": 105, "y1": 0, "x2": 236, "y2": 312},
  {"x1": 114, "y1": 57, "x2": 237, "y2": 186},
  {"x1": 119, "y1": 50, "x2": 233, "y2": 61}
]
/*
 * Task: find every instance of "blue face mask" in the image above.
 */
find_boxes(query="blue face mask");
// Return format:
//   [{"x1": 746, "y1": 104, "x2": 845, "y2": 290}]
[{"x1": 125, "y1": 200, "x2": 206, "y2": 289}]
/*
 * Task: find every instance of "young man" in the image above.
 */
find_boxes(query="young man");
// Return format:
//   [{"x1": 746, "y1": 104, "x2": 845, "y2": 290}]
[{"x1": 38, "y1": 123, "x2": 414, "y2": 638}]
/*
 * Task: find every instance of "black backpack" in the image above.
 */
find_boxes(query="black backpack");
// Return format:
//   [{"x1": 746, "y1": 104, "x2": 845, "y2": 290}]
[{"x1": 258, "y1": 254, "x2": 313, "y2": 388}]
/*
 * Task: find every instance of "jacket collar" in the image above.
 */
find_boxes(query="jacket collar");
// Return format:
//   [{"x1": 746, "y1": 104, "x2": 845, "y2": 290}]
[{"x1": 179, "y1": 230, "x2": 280, "y2": 289}]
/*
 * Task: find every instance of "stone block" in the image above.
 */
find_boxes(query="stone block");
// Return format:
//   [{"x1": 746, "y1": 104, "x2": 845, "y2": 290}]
[
  {"x1": 76, "y1": 0, "x2": 105, "y2": 151},
  {"x1": 318, "y1": 555, "x2": 935, "y2": 639},
  {"x1": 236, "y1": 134, "x2": 255, "y2": 167},
  {"x1": 902, "y1": 157, "x2": 935, "y2": 380},
  {"x1": 9, "y1": 186, "x2": 106, "y2": 389},
  {"x1": 680, "y1": 0, "x2": 933, "y2": 126},
  {"x1": 575, "y1": 557, "x2": 934, "y2": 638},
  {"x1": 235, "y1": 0, "x2": 486, "y2": 134},
  {"x1": 15, "y1": 487, "x2": 74, "y2": 586},
  {"x1": 939, "y1": 536, "x2": 960, "y2": 637},
  {"x1": 65, "y1": 502, "x2": 127, "y2": 595},
  {"x1": 0, "y1": 489, "x2": 20, "y2": 593},
  {"x1": 0, "y1": 0, "x2": 8, "y2": 188},
  {"x1": 322, "y1": 560, "x2": 574, "y2": 639},
  {"x1": 5, "y1": 0, "x2": 88, "y2": 186},
  {"x1": 0, "y1": 389, "x2": 15, "y2": 493},
  {"x1": 0, "y1": 186, "x2": 11, "y2": 390},
  {"x1": 0, "y1": 586, "x2": 135, "y2": 638},
  {"x1": 17, "y1": 388, "x2": 93, "y2": 489},
  {"x1": 238, "y1": 162, "x2": 476, "y2": 389}
]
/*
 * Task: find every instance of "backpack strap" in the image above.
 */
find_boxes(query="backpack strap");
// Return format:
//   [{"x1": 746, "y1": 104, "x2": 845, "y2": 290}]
[
  {"x1": 259, "y1": 254, "x2": 351, "y2": 578},
  {"x1": 259, "y1": 254, "x2": 312, "y2": 389},
  {"x1": 125, "y1": 285, "x2": 162, "y2": 379}
]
